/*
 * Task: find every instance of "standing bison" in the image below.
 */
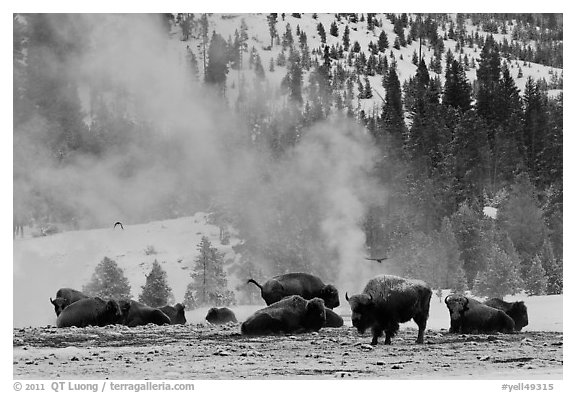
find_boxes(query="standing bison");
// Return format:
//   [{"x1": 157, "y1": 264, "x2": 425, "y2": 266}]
[
  {"x1": 119, "y1": 300, "x2": 171, "y2": 327},
  {"x1": 346, "y1": 275, "x2": 432, "y2": 345},
  {"x1": 444, "y1": 294, "x2": 515, "y2": 334},
  {"x1": 484, "y1": 298, "x2": 528, "y2": 331},
  {"x1": 56, "y1": 297, "x2": 124, "y2": 328},
  {"x1": 50, "y1": 288, "x2": 89, "y2": 316},
  {"x1": 247, "y1": 272, "x2": 340, "y2": 309},
  {"x1": 205, "y1": 307, "x2": 237, "y2": 324},
  {"x1": 241, "y1": 295, "x2": 326, "y2": 335},
  {"x1": 159, "y1": 303, "x2": 186, "y2": 325}
]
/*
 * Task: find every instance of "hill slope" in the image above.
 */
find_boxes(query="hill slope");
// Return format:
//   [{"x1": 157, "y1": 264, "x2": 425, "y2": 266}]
[{"x1": 13, "y1": 213, "x2": 240, "y2": 328}]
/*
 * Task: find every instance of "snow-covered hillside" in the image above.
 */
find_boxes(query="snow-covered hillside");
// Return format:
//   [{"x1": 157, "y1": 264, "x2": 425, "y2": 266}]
[
  {"x1": 180, "y1": 13, "x2": 563, "y2": 114},
  {"x1": 13, "y1": 215, "x2": 562, "y2": 332},
  {"x1": 13, "y1": 213, "x2": 241, "y2": 328}
]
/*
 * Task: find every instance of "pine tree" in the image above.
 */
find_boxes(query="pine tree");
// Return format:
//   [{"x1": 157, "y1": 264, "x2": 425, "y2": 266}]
[
  {"x1": 191, "y1": 236, "x2": 234, "y2": 306},
  {"x1": 496, "y1": 173, "x2": 548, "y2": 280},
  {"x1": 83, "y1": 257, "x2": 132, "y2": 300},
  {"x1": 343, "y1": 25, "x2": 350, "y2": 51},
  {"x1": 139, "y1": 260, "x2": 174, "y2": 307},
  {"x1": 451, "y1": 202, "x2": 488, "y2": 288},
  {"x1": 378, "y1": 31, "x2": 389, "y2": 52},
  {"x1": 267, "y1": 13, "x2": 278, "y2": 48},
  {"x1": 363, "y1": 76, "x2": 373, "y2": 99},
  {"x1": 205, "y1": 31, "x2": 229, "y2": 94},
  {"x1": 439, "y1": 218, "x2": 467, "y2": 292},
  {"x1": 525, "y1": 255, "x2": 547, "y2": 296},
  {"x1": 183, "y1": 282, "x2": 197, "y2": 309},
  {"x1": 330, "y1": 21, "x2": 339, "y2": 37},
  {"x1": 475, "y1": 34, "x2": 502, "y2": 139},
  {"x1": 317, "y1": 23, "x2": 326, "y2": 44},
  {"x1": 381, "y1": 67, "x2": 404, "y2": 137},
  {"x1": 474, "y1": 242, "x2": 522, "y2": 298},
  {"x1": 539, "y1": 238, "x2": 562, "y2": 295},
  {"x1": 443, "y1": 59, "x2": 472, "y2": 112}
]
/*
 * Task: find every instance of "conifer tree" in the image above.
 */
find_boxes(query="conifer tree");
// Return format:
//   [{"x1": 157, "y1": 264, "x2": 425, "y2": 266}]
[
  {"x1": 496, "y1": 173, "x2": 547, "y2": 280},
  {"x1": 381, "y1": 67, "x2": 404, "y2": 137},
  {"x1": 343, "y1": 25, "x2": 350, "y2": 51},
  {"x1": 330, "y1": 21, "x2": 339, "y2": 37},
  {"x1": 474, "y1": 242, "x2": 522, "y2": 298},
  {"x1": 443, "y1": 59, "x2": 472, "y2": 112},
  {"x1": 267, "y1": 14, "x2": 278, "y2": 48},
  {"x1": 183, "y1": 282, "x2": 198, "y2": 309},
  {"x1": 205, "y1": 31, "x2": 229, "y2": 94},
  {"x1": 525, "y1": 255, "x2": 547, "y2": 296},
  {"x1": 317, "y1": 23, "x2": 326, "y2": 44},
  {"x1": 378, "y1": 31, "x2": 389, "y2": 52},
  {"x1": 538, "y1": 239, "x2": 562, "y2": 294},
  {"x1": 191, "y1": 236, "x2": 234, "y2": 306},
  {"x1": 139, "y1": 260, "x2": 174, "y2": 307},
  {"x1": 363, "y1": 76, "x2": 373, "y2": 99},
  {"x1": 83, "y1": 257, "x2": 132, "y2": 300}
]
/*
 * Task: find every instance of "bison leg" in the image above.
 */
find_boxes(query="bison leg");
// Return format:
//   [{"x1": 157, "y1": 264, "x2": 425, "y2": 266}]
[
  {"x1": 413, "y1": 314, "x2": 428, "y2": 344},
  {"x1": 371, "y1": 326, "x2": 383, "y2": 345}
]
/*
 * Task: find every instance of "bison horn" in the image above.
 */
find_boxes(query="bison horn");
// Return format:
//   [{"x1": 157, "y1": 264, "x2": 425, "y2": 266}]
[
  {"x1": 345, "y1": 292, "x2": 349, "y2": 301},
  {"x1": 368, "y1": 293, "x2": 373, "y2": 302},
  {"x1": 444, "y1": 294, "x2": 452, "y2": 305}
]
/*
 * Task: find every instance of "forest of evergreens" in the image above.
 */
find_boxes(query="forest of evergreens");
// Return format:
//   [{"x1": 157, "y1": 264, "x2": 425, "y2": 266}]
[{"x1": 13, "y1": 14, "x2": 563, "y2": 300}]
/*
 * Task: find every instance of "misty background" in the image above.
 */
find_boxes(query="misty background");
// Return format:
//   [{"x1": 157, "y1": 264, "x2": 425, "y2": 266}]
[
  {"x1": 13, "y1": 13, "x2": 563, "y2": 305},
  {"x1": 13, "y1": 14, "x2": 388, "y2": 296}
]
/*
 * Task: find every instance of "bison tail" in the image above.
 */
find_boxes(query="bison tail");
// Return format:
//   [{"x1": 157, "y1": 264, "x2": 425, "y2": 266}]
[{"x1": 247, "y1": 279, "x2": 263, "y2": 290}]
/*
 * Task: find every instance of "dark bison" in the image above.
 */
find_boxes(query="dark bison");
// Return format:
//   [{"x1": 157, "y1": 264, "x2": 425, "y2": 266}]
[
  {"x1": 241, "y1": 295, "x2": 326, "y2": 335},
  {"x1": 346, "y1": 275, "x2": 432, "y2": 345},
  {"x1": 119, "y1": 300, "x2": 171, "y2": 327},
  {"x1": 484, "y1": 298, "x2": 528, "y2": 331},
  {"x1": 50, "y1": 288, "x2": 89, "y2": 316},
  {"x1": 159, "y1": 303, "x2": 186, "y2": 325},
  {"x1": 444, "y1": 294, "x2": 515, "y2": 334},
  {"x1": 205, "y1": 307, "x2": 237, "y2": 324},
  {"x1": 56, "y1": 297, "x2": 124, "y2": 328},
  {"x1": 324, "y1": 308, "x2": 344, "y2": 328},
  {"x1": 247, "y1": 272, "x2": 340, "y2": 309}
]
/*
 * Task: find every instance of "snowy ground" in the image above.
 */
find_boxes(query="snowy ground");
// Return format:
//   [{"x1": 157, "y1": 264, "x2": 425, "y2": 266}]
[
  {"x1": 12, "y1": 215, "x2": 563, "y2": 379},
  {"x1": 13, "y1": 324, "x2": 562, "y2": 380}
]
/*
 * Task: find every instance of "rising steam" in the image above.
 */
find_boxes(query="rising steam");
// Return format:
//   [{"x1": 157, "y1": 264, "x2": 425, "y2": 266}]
[{"x1": 14, "y1": 14, "x2": 389, "y2": 295}]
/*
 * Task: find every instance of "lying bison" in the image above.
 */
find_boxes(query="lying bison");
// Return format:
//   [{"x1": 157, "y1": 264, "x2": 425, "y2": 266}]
[
  {"x1": 324, "y1": 308, "x2": 344, "y2": 328},
  {"x1": 247, "y1": 272, "x2": 340, "y2": 309},
  {"x1": 50, "y1": 288, "x2": 89, "y2": 316},
  {"x1": 444, "y1": 294, "x2": 515, "y2": 334},
  {"x1": 484, "y1": 298, "x2": 528, "y2": 331},
  {"x1": 241, "y1": 295, "x2": 326, "y2": 335},
  {"x1": 56, "y1": 297, "x2": 124, "y2": 328},
  {"x1": 119, "y1": 300, "x2": 171, "y2": 327},
  {"x1": 346, "y1": 275, "x2": 432, "y2": 345},
  {"x1": 205, "y1": 307, "x2": 237, "y2": 324},
  {"x1": 159, "y1": 303, "x2": 186, "y2": 325}
]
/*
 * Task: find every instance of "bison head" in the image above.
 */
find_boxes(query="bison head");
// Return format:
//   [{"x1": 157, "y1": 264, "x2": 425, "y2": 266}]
[
  {"x1": 205, "y1": 307, "x2": 219, "y2": 324},
  {"x1": 320, "y1": 284, "x2": 340, "y2": 309},
  {"x1": 173, "y1": 303, "x2": 187, "y2": 325},
  {"x1": 50, "y1": 297, "x2": 69, "y2": 316},
  {"x1": 444, "y1": 294, "x2": 469, "y2": 319},
  {"x1": 346, "y1": 292, "x2": 375, "y2": 334},
  {"x1": 304, "y1": 298, "x2": 326, "y2": 332},
  {"x1": 98, "y1": 300, "x2": 124, "y2": 326},
  {"x1": 509, "y1": 301, "x2": 529, "y2": 331}
]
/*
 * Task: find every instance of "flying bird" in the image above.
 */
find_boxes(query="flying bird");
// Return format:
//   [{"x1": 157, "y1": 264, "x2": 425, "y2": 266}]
[
  {"x1": 113, "y1": 221, "x2": 124, "y2": 230},
  {"x1": 365, "y1": 257, "x2": 388, "y2": 263}
]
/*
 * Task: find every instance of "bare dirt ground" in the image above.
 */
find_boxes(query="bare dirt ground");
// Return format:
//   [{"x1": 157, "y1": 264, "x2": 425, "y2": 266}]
[{"x1": 13, "y1": 323, "x2": 563, "y2": 380}]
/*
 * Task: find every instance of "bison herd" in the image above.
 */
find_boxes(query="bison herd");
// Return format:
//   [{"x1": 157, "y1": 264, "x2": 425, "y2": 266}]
[{"x1": 49, "y1": 272, "x2": 529, "y2": 345}]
